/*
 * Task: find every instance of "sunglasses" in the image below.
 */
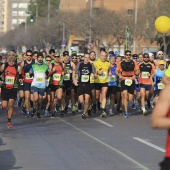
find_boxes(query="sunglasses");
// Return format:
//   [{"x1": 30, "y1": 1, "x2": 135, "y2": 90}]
[
  {"x1": 133, "y1": 57, "x2": 137, "y2": 59},
  {"x1": 143, "y1": 56, "x2": 149, "y2": 58},
  {"x1": 126, "y1": 54, "x2": 131, "y2": 56},
  {"x1": 46, "y1": 60, "x2": 51, "y2": 61},
  {"x1": 54, "y1": 56, "x2": 60, "y2": 58},
  {"x1": 72, "y1": 57, "x2": 77, "y2": 59},
  {"x1": 159, "y1": 54, "x2": 163, "y2": 55}
]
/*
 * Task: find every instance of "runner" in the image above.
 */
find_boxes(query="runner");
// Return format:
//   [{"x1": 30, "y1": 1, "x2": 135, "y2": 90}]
[
  {"x1": 62, "y1": 51, "x2": 76, "y2": 114},
  {"x1": 138, "y1": 53, "x2": 143, "y2": 64},
  {"x1": 153, "y1": 60, "x2": 166, "y2": 106},
  {"x1": 108, "y1": 54, "x2": 117, "y2": 116},
  {"x1": 0, "y1": 50, "x2": 22, "y2": 128},
  {"x1": 138, "y1": 53, "x2": 155, "y2": 115},
  {"x1": 94, "y1": 50, "x2": 110, "y2": 117},
  {"x1": 151, "y1": 84, "x2": 170, "y2": 170},
  {"x1": 49, "y1": 53, "x2": 66, "y2": 118},
  {"x1": 49, "y1": 49, "x2": 55, "y2": 63},
  {"x1": 116, "y1": 50, "x2": 139, "y2": 118},
  {"x1": 19, "y1": 50, "x2": 35, "y2": 117},
  {"x1": 73, "y1": 53, "x2": 96, "y2": 119},
  {"x1": 30, "y1": 52, "x2": 49, "y2": 118}
]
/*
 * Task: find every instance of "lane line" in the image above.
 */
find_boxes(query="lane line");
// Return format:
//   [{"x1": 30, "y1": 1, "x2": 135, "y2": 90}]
[
  {"x1": 93, "y1": 118, "x2": 114, "y2": 127},
  {"x1": 133, "y1": 137, "x2": 165, "y2": 153},
  {"x1": 57, "y1": 117, "x2": 149, "y2": 170}
]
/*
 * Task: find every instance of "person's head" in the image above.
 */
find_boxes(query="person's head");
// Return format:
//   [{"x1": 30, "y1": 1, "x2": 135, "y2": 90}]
[
  {"x1": 59, "y1": 54, "x2": 63, "y2": 63},
  {"x1": 109, "y1": 54, "x2": 116, "y2": 65},
  {"x1": 143, "y1": 53, "x2": 149, "y2": 63},
  {"x1": 100, "y1": 47, "x2": 106, "y2": 53},
  {"x1": 84, "y1": 53, "x2": 90, "y2": 63},
  {"x1": 109, "y1": 51, "x2": 114, "y2": 55},
  {"x1": 158, "y1": 60, "x2": 166, "y2": 70},
  {"x1": 37, "y1": 52, "x2": 43, "y2": 63},
  {"x1": 54, "y1": 53, "x2": 60, "y2": 63},
  {"x1": 132, "y1": 54, "x2": 138, "y2": 61},
  {"x1": 49, "y1": 49, "x2": 55, "y2": 59},
  {"x1": 157, "y1": 51, "x2": 164, "y2": 60},
  {"x1": 77, "y1": 55, "x2": 81, "y2": 62},
  {"x1": 71, "y1": 53, "x2": 77, "y2": 64},
  {"x1": 124, "y1": 50, "x2": 131, "y2": 61},
  {"x1": 45, "y1": 56, "x2": 51, "y2": 66},
  {"x1": 148, "y1": 52, "x2": 154, "y2": 62},
  {"x1": 116, "y1": 55, "x2": 122, "y2": 63},
  {"x1": 63, "y1": 51, "x2": 69, "y2": 62},
  {"x1": 100, "y1": 51, "x2": 107, "y2": 62},
  {"x1": 33, "y1": 51, "x2": 38, "y2": 61},
  {"x1": 42, "y1": 51, "x2": 47, "y2": 58},
  {"x1": 138, "y1": 53, "x2": 143, "y2": 63},
  {"x1": 26, "y1": 50, "x2": 33, "y2": 61},
  {"x1": 8, "y1": 50, "x2": 17, "y2": 63},
  {"x1": 90, "y1": 51, "x2": 96, "y2": 61},
  {"x1": 115, "y1": 50, "x2": 120, "y2": 56}
]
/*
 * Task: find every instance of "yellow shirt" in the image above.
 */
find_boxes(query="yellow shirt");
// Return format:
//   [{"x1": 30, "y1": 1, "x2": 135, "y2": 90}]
[
  {"x1": 165, "y1": 65, "x2": 170, "y2": 77},
  {"x1": 94, "y1": 59, "x2": 110, "y2": 83}
]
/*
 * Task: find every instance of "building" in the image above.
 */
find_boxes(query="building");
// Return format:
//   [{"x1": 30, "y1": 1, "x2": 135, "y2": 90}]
[
  {"x1": 60, "y1": 0, "x2": 158, "y2": 54},
  {"x1": 0, "y1": 0, "x2": 5, "y2": 34},
  {"x1": 4, "y1": 0, "x2": 30, "y2": 33}
]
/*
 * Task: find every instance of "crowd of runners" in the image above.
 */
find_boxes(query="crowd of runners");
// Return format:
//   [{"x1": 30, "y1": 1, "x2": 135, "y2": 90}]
[{"x1": 0, "y1": 48, "x2": 169, "y2": 128}]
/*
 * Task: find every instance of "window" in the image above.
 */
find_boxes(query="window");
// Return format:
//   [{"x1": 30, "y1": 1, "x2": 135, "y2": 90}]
[
  {"x1": 18, "y1": 3, "x2": 28, "y2": 9},
  {"x1": 12, "y1": 11, "x2": 17, "y2": 16},
  {"x1": 18, "y1": 11, "x2": 26, "y2": 16},
  {"x1": 127, "y1": 9, "x2": 133, "y2": 15},
  {"x1": 12, "y1": 3, "x2": 18, "y2": 8},
  {"x1": 12, "y1": 19, "x2": 17, "y2": 24}
]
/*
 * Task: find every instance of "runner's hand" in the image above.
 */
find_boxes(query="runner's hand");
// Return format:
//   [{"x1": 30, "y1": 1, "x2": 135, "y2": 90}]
[
  {"x1": 73, "y1": 79, "x2": 78, "y2": 86},
  {"x1": 97, "y1": 70, "x2": 103, "y2": 75}
]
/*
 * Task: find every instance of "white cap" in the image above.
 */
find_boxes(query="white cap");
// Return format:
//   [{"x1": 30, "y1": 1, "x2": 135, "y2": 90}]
[{"x1": 148, "y1": 52, "x2": 153, "y2": 57}]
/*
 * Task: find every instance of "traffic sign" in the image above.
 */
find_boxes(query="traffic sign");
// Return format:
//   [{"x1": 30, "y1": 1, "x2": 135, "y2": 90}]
[{"x1": 86, "y1": 42, "x2": 93, "y2": 50}]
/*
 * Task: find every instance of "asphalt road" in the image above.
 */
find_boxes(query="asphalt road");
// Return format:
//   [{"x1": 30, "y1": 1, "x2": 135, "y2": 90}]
[{"x1": 0, "y1": 105, "x2": 166, "y2": 170}]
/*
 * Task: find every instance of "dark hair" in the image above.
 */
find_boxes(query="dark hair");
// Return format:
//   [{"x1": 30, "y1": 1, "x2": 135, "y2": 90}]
[
  {"x1": 71, "y1": 53, "x2": 77, "y2": 58},
  {"x1": 90, "y1": 51, "x2": 96, "y2": 54},
  {"x1": 109, "y1": 51, "x2": 114, "y2": 55},
  {"x1": 143, "y1": 53, "x2": 149, "y2": 57},
  {"x1": 84, "y1": 52, "x2": 90, "y2": 56},
  {"x1": 132, "y1": 54, "x2": 138, "y2": 58},
  {"x1": 26, "y1": 50, "x2": 32, "y2": 55},
  {"x1": 46, "y1": 55, "x2": 51, "y2": 59},
  {"x1": 125, "y1": 50, "x2": 131, "y2": 54},
  {"x1": 42, "y1": 51, "x2": 47, "y2": 54},
  {"x1": 38, "y1": 52, "x2": 43, "y2": 57},
  {"x1": 100, "y1": 48, "x2": 106, "y2": 52},
  {"x1": 33, "y1": 51, "x2": 38, "y2": 55},
  {"x1": 49, "y1": 49, "x2": 55, "y2": 54}
]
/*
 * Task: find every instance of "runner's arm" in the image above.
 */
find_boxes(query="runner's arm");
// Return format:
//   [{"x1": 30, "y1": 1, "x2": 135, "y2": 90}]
[{"x1": 151, "y1": 84, "x2": 170, "y2": 129}]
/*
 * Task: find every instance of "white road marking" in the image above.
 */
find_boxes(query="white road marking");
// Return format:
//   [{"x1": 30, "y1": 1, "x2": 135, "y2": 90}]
[
  {"x1": 133, "y1": 137, "x2": 165, "y2": 153},
  {"x1": 57, "y1": 117, "x2": 149, "y2": 170},
  {"x1": 93, "y1": 118, "x2": 114, "y2": 127}
]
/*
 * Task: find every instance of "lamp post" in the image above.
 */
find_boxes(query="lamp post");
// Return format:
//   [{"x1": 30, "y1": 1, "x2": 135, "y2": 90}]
[
  {"x1": 133, "y1": 0, "x2": 138, "y2": 54},
  {"x1": 48, "y1": 0, "x2": 50, "y2": 25}
]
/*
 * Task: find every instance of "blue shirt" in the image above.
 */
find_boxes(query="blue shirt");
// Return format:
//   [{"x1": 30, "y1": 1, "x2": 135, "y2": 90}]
[{"x1": 108, "y1": 65, "x2": 117, "y2": 86}]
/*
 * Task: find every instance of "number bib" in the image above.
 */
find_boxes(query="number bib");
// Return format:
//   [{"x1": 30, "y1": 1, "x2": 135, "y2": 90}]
[
  {"x1": 81, "y1": 75, "x2": 89, "y2": 82},
  {"x1": 158, "y1": 83, "x2": 165, "y2": 90},
  {"x1": 36, "y1": 77, "x2": 44, "y2": 83},
  {"x1": 6, "y1": 76, "x2": 15, "y2": 85},
  {"x1": 99, "y1": 72, "x2": 107, "y2": 79},
  {"x1": 141, "y1": 72, "x2": 149, "y2": 78},
  {"x1": 125, "y1": 79, "x2": 132, "y2": 86},
  {"x1": 53, "y1": 74, "x2": 61, "y2": 81},
  {"x1": 64, "y1": 73, "x2": 70, "y2": 81},
  {"x1": 109, "y1": 75, "x2": 116, "y2": 82}
]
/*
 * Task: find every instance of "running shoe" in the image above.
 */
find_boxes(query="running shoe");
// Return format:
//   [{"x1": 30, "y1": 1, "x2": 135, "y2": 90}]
[
  {"x1": 78, "y1": 104, "x2": 82, "y2": 112},
  {"x1": 44, "y1": 109, "x2": 49, "y2": 116},
  {"x1": 142, "y1": 109, "x2": 147, "y2": 116},
  {"x1": 109, "y1": 109, "x2": 114, "y2": 116},
  {"x1": 37, "y1": 113, "x2": 41, "y2": 119},
  {"x1": 119, "y1": 110, "x2": 123, "y2": 114},
  {"x1": 7, "y1": 122, "x2": 12, "y2": 128},
  {"x1": 131, "y1": 103, "x2": 136, "y2": 109},
  {"x1": 51, "y1": 112, "x2": 56, "y2": 118},
  {"x1": 124, "y1": 111, "x2": 129, "y2": 118},
  {"x1": 72, "y1": 106, "x2": 76, "y2": 115},
  {"x1": 60, "y1": 110, "x2": 65, "y2": 116},
  {"x1": 82, "y1": 113, "x2": 86, "y2": 120},
  {"x1": 100, "y1": 109, "x2": 107, "y2": 118},
  {"x1": 25, "y1": 112, "x2": 30, "y2": 117}
]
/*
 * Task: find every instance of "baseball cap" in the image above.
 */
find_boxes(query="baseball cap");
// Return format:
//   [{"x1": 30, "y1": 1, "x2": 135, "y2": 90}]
[
  {"x1": 109, "y1": 54, "x2": 116, "y2": 59},
  {"x1": 54, "y1": 52, "x2": 60, "y2": 57},
  {"x1": 115, "y1": 50, "x2": 120, "y2": 55},
  {"x1": 158, "y1": 60, "x2": 165, "y2": 65},
  {"x1": 63, "y1": 51, "x2": 69, "y2": 56},
  {"x1": 157, "y1": 51, "x2": 164, "y2": 56},
  {"x1": 148, "y1": 53, "x2": 154, "y2": 57},
  {"x1": 132, "y1": 54, "x2": 138, "y2": 58}
]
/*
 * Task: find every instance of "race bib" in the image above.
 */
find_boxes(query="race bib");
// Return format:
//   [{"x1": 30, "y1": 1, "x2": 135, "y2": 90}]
[
  {"x1": 81, "y1": 75, "x2": 89, "y2": 82},
  {"x1": 109, "y1": 75, "x2": 116, "y2": 82},
  {"x1": 125, "y1": 79, "x2": 132, "y2": 86},
  {"x1": 6, "y1": 76, "x2": 15, "y2": 85},
  {"x1": 158, "y1": 83, "x2": 165, "y2": 90},
  {"x1": 99, "y1": 72, "x2": 107, "y2": 79},
  {"x1": 53, "y1": 73, "x2": 61, "y2": 81},
  {"x1": 25, "y1": 73, "x2": 33, "y2": 80},
  {"x1": 141, "y1": 72, "x2": 149, "y2": 78},
  {"x1": 36, "y1": 77, "x2": 44, "y2": 83},
  {"x1": 64, "y1": 73, "x2": 70, "y2": 81}
]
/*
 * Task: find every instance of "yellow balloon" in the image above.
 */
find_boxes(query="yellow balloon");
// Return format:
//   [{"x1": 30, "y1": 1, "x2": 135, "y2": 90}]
[{"x1": 155, "y1": 16, "x2": 170, "y2": 34}]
